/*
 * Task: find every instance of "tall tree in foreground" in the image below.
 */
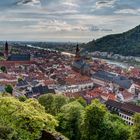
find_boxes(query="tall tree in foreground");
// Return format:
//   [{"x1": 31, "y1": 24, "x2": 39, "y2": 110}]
[
  {"x1": 80, "y1": 99, "x2": 107, "y2": 140},
  {"x1": 80, "y1": 99, "x2": 130, "y2": 140},
  {"x1": 0, "y1": 97, "x2": 58, "y2": 140},
  {"x1": 130, "y1": 113, "x2": 140, "y2": 140},
  {"x1": 38, "y1": 94, "x2": 68, "y2": 115},
  {"x1": 57, "y1": 101, "x2": 84, "y2": 140},
  {"x1": 53, "y1": 94, "x2": 68, "y2": 115},
  {"x1": 38, "y1": 94, "x2": 55, "y2": 114}
]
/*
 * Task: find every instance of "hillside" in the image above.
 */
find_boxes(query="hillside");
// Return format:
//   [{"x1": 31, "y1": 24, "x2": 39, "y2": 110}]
[{"x1": 83, "y1": 25, "x2": 140, "y2": 56}]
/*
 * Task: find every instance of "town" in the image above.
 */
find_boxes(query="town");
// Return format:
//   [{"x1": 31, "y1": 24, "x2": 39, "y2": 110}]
[{"x1": 0, "y1": 41, "x2": 140, "y2": 126}]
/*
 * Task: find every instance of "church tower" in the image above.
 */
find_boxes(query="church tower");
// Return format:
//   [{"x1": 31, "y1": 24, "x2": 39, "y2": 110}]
[
  {"x1": 4, "y1": 41, "x2": 9, "y2": 58},
  {"x1": 75, "y1": 44, "x2": 81, "y2": 61}
]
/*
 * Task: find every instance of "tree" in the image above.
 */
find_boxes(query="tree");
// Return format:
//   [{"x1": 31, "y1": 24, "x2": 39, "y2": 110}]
[
  {"x1": 38, "y1": 94, "x2": 55, "y2": 114},
  {"x1": 0, "y1": 97, "x2": 58, "y2": 140},
  {"x1": 80, "y1": 99, "x2": 130, "y2": 140},
  {"x1": 80, "y1": 99, "x2": 107, "y2": 140},
  {"x1": 130, "y1": 113, "x2": 140, "y2": 140},
  {"x1": 76, "y1": 97, "x2": 87, "y2": 107},
  {"x1": 5, "y1": 85, "x2": 13, "y2": 94},
  {"x1": 18, "y1": 77, "x2": 23, "y2": 82},
  {"x1": 53, "y1": 95, "x2": 68, "y2": 115},
  {"x1": 0, "y1": 125, "x2": 14, "y2": 140},
  {"x1": 57, "y1": 101, "x2": 84, "y2": 140},
  {"x1": 0, "y1": 66, "x2": 7, "y2": 73},
  {"x1": 38, "y1": 94, "x2": 68, "y2": 115},
  {"x1": 18, "y1": 95, "x2": 27, "y2": 102},
  {"x1": 100, "y1": 114, "x2": 130, "y2": 140}
]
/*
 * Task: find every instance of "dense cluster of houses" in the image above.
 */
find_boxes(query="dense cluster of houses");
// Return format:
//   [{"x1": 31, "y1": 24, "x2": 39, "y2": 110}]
[{"x1": 0, "y1": 42, "x2": 140, "y2": 125}]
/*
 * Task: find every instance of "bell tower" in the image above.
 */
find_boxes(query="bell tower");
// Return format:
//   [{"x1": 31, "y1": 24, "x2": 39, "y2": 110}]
[
  {"x1": 4, "y1": 41, "x2": 9, "y2": 58},
  {"x1": 75, "y1": 44, "x2": 81, "y2": 61}
]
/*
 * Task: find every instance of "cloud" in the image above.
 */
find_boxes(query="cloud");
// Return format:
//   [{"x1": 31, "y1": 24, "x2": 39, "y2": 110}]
[
  {"x1": 23, "y1": 19, "x2": 89, "y2": 32},
  {"x1": 0, "y1": 0, "x2": 140, "y2": 42},
  {"x1": 16, "y1": 0, "x2": 41, "y2": 7},
  {"x1": 95, "y1": 0, "x2": 116, "y2": 9},
  {"x1": 62, "y1": 2, "x2": 79, "y2": 8},
  {"x1": 115, "y1": 8, "x2": 140, "y2": 15},
  {"x1": 89, "y1": 25, "x2": 113, "y2": 32}
]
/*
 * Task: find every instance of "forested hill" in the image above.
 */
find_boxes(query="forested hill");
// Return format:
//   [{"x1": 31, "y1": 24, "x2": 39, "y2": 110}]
[{"x1": 83, "y1": 25, "x2": 140, "y2": 56}]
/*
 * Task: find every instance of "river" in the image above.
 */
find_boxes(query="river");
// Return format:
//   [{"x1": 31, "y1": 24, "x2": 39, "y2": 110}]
[
  {"x1": 92, "y1": 57, "x2": 129, "y2": 69},
  {"x1": 26, "y1": 45, "x2": 135, "y2": 69}
]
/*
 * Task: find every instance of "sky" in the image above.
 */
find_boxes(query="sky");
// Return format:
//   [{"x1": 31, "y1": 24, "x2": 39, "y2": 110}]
[{"x1": 0, "y1": 0, "x2": 140, "y2": 42}]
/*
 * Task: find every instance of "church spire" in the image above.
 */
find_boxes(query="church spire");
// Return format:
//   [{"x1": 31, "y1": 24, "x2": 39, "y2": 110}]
[
  {"x1": 76, "y1": 44, "x2": 80, "y2": 55},
  {"x1": 75, "y1": 44, "x2": 81, "y2": 61},
  {"x1": 4, "y1": 41, "x2": 9, "y2": 58}
]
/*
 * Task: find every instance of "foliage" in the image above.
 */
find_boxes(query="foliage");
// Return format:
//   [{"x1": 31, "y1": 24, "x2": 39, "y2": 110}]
[
  {"x1": 38, "y1": 94, "x2": 55, "y2": 114},
  {"x1": 76, "y1": 97, "x2": 87, "y2": 107},
  {"x1": 38, "y1": 94, "x2": 68, "y2": 115},
  {"x1": 130, "y1": 113, "x2": 140, "y2": 140},
  {"x1": 80, "y1": 99, "x2": 107, "y2": 140},
  {"x1": 18, "y1": 95, "x2": 27, "y2": 102},
  {"x1": 101, "y1": 114, "x2": 130, "y2": 140},
  {"x1": 80, "y1": 99, "x2": 130, "y2": 140},
  {"x1": 83, "y1": 25, "x2": 140, "y2": 56},
  {"x1": 0, "y1": 94, "x2": 136, "y2": 140},
  {"x1": 5, "y1": 85, "x2": 13, "y2": 94},
  {"x1": 18, "y1": 77, "x2": 23, "y2": 82},
  {"x1": 0, "y1": 125, "x2": 15, "y2": 140},
  {"x1": 0, "y1": 66, "x2": 7, "y2": 73},
  {"x1": 0, "y1": 97, "x2": 58, "y2": 140},
  {"x1": 53, "y1": 94, "x2": 68, "y2": 115},
  {"x1": 57, "y1": 101, "x2": 84, "y2": 140},
  {"x1": 135, "y1": 100, "x2": 140, "y2": 106}
]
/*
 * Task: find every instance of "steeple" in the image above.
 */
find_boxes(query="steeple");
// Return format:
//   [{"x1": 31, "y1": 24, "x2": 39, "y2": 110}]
[
  {"x1": 4, "y1": 41, "x2": 9, "y2": 58},
  {"x1": 75, "y1": 44, "x2": 81, "y2": 61},
  {"x1": 76, "y1": 44, "x2": 80, "y2": 55}
]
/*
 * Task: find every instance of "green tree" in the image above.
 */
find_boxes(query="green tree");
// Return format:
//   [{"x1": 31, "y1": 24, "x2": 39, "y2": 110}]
[
  {"x1": 57, "y1": 101, "x2": 84, "y2": 140},
  {"x1": 18, "y1": 77, "x2": 23, "y2": 82},
  {"x1": 0, "y1": 125, "x2": 15, "y2": 140},
  {"x1": 18, "y1": 95, "x2": 27, "y2": 102},
  {"x1": 53, "y1": 95, "x2": 68, "y2": 115},
  {"x1": 0, "y1": 66, "x2": 7, "y2": 73},
  {"x1": 0, "y1": 97, "x2": 58, "y2": 140},
  {"x1": 130, "y1": 113, "x2": 140, "y2": 140},
  {"x1": 5, "y1": 85, "x2": 13, "y2": 94},
  {"x1": 76, "y1": 97, "x2": 87, "y2": 107},
  {"x1": 80, "y1": 99, "x2": 130, "y2": 140},
  {"x1": 80, "y1": 99, "x2": 107, "y2": 140},
  {"x1": 101, "y1": 114, "x2": 130, "y2": 140},
  {"x1": 38, "y1": 94, "x2": 55, "y2": 114},
  {"x1": 38, "y1": 94, "x2": 68, "y2": 115}
]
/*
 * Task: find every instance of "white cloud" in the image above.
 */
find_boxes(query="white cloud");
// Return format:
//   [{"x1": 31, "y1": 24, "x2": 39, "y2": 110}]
[
  {"x1": 115, "y1": 8, "x2": 140, "y2": 15},
  {"x1": 62, "y1": 2, "x2": 79, "y2": 8},
  {"x1": 23, "y1": 19, "x2": 89, "y2": 32},
  {"x1": 16, "y1": 0, "x2": 41, "y2": 7},
  {"x1": 95, "y1": 0, "x2": 116, "y2": 9}
]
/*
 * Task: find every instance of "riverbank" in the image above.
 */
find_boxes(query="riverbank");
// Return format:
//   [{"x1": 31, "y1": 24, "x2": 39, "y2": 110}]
[
  {"x1": 25, "y1": 44, "x2": 140, "y2": 69},
  {"x1": 92, "y1": 57, "x2": 140, "y2": 69}
]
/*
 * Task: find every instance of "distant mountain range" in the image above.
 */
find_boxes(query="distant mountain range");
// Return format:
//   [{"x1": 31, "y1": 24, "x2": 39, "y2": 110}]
[{"x1": 82, "y1": 25, "x2": 140, "y2": 56}]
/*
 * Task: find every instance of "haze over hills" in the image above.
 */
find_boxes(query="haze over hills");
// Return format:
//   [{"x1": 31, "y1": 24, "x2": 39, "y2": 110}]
[{"x1": 82, "y1": 25, "x2": 140, "y2": 56}]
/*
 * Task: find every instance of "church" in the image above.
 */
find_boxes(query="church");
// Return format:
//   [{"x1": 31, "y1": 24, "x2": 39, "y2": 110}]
[
  {"x1": 4, "y1": 41, "x2": 30, "y2": 61},
  {"x1": 72, "y1": 44, "x2": 91, "y2": 75}
]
